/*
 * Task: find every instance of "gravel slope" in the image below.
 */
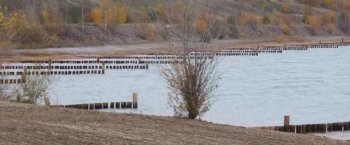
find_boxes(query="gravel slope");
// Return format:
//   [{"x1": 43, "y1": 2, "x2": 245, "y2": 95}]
[{"x1": 0, "y1": 101, "x2": 349, "y2": 145}]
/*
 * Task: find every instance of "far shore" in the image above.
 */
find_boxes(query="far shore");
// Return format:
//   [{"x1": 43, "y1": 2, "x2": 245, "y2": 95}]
[{"x1": 1, "y1": 36, "x2": 350, "y2": 63}]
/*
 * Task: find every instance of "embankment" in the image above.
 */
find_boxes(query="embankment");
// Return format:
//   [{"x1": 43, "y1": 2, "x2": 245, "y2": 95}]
[{"x1": 0, "y1": 101, "x2": 348, "y2": 145}]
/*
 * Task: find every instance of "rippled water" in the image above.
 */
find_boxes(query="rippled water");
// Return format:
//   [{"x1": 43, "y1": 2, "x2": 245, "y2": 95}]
[{"x1": 49, "y1": 46, "x2": 350, "y2": 128}]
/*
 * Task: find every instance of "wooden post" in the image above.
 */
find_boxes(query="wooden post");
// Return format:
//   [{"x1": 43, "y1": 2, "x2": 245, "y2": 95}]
[
  {"x1": 132, "y1": 93, "x2": 138, "y2": 109},
  {"x1": 44, "y1": 96, "x2": 50, "y2": 106},
  {"x1": 102, "y1": 63, "x2": 105, "y2": 74},
  {"x1": 21, "y1": 67, "x2": 27, "y2": 83},
  {"x1": 48, "y1": 59, "x2": 52, "y2": 75},
  {"x1": 284, "y1": 116, "x2": 290, "y2": 126}
]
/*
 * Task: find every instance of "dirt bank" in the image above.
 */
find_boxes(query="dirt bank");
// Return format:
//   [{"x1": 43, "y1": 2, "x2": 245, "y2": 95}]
[{"x1": 0, "y1": 101, "x2": 348, "y2": 145}]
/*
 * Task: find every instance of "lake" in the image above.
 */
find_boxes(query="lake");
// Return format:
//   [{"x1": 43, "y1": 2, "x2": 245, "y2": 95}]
[{"x1": 47, "y1": 46, "x2": 350, "y2": 128}]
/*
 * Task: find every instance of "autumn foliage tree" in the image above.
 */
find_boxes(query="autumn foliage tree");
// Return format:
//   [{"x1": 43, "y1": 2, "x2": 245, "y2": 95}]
[
  {"x1": 90, "y1": 1, "x2": 127, "y2": 26},
  {"x1": 281, "y1": 3, "x2": 290, "y2": 13},
  {"x1": 0, "y1": 8, "x2": 40, "y2": 49},
  {"x1": 90, "y1": 7, "x2": 103, "y2": 24},
  {"x1": 279, "y1": 23, "x2": 292, "y2": 35},
  {"x1": 197, "y1": 16, "x2": 208, "y2": 33},
  {"x1": 154, "y1": 3, "x2": 166, "y2": 20},
  {"x1": 304, "y1": 15, "x2": 321, "y2": 34},
  {"x1": 114, "y1": 2, "x2": 127, "y2": 24},
  {"x1": 41, "y1": 9, "x2": 57, "y2": 29}
]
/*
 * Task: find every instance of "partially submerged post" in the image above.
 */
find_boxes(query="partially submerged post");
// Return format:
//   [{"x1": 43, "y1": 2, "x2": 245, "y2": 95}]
[
  {"x1": 132, "y1": 93, "x2": 138, "y2": 109},
  {"x1": 21, "y1": 67, "x2": 27, "y2": 83},
  {"x1": 284, "y1": 116, "x2": 290, "y2": 126},
  {"x1": 48, "y1": 59, "x2": 52, "y2": 74},
  {"x1": 102, "y1": 63, "x2": 105, "y2": 74},
  {"x1": 44, "y1": 96, "x2": 50, "y2": 106},
  {"x1": 284, "y1": 115, "x2": 290, "y2": 132}
]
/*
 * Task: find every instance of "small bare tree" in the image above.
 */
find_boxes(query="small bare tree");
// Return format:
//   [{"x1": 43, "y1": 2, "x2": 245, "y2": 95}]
[
  {"x1": 161, "y1": 0, "x2": 220, "y2": 119},
  {"x1": 15, "y1": 66, "x2": 52, "y2": 104}
]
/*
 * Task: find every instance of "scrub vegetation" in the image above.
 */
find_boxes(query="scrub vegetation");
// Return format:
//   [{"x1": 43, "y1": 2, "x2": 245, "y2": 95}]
[{"x1": 0, "y1": 0, "x2": 349, "y2": 50}]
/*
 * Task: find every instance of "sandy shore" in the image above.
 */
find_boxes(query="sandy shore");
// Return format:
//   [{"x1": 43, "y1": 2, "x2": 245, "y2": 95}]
[{"x1": 0, "y1": 101, "x2": 348, "y2": 145}]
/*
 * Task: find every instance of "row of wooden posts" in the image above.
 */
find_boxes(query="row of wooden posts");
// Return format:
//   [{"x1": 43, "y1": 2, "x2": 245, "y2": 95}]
[
  {"x1": 12, "y1": 40, "x2": 350, "y2": 64},
  {"x1": 0, "y1": 65, "x2": 149, "y2": 75},
  {"x1": 1, "y1": 40, "x2": 347, "y2": 66},
  {"x1": 1, "y1": 40, "x2": 350, "y2": 85},
  {"x1": 256, "y1": 116, "x2": 350, "y2": 134},
  {"x1": 0, "y1": 64, "x2": 149, "y2": 70},
  {"x1": 54, "y1": 93, "x2": 138, "y2": 110},
  {"x1": 0, "y1": 64, "x2": 147, "y2": 84}
]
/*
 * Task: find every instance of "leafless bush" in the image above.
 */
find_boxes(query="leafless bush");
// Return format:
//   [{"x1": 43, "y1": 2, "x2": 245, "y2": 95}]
[
  {"x1": 161, "y1": 0, "x2": 220, "y2": 119},
  {"x1": 14, "y1": 68, "x2": 52, "y2": 104}
]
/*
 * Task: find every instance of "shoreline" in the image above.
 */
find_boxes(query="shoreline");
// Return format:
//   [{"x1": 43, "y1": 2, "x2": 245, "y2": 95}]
[{"x1": 1, "y1": 36, "x2": 350, "y2": 63}]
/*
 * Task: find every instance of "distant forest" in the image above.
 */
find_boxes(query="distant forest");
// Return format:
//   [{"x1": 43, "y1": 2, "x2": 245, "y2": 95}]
[{"x1": 0, "y1": 0, "x2": 349, "y2": 49}]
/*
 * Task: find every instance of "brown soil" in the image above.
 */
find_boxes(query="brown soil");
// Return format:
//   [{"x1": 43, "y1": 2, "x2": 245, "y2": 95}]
[{"x1": 0, "y1": 101, "x2": 348, "y2": 145}]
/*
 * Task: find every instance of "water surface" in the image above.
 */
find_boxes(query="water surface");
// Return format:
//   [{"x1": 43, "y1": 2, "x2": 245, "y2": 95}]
[{"x1": 49, "y1": 46, "x2": 350, "y2": 128}]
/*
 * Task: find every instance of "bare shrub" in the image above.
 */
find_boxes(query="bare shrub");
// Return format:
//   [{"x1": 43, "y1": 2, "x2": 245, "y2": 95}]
[
  {"x1": 161, "y1": 0, "x2": 220, "y2": 119},
  {"x1": 14, "y1": 68, "x2": 52, "y2": 104}
]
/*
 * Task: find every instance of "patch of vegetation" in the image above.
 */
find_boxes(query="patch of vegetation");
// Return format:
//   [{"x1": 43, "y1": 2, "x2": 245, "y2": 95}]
[{"x1": 0, "y1": 0, "x2": 349, "y2": 49}]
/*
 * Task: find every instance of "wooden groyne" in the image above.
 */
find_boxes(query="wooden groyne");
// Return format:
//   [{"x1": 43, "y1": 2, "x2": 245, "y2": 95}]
[
  {"x1": 227, "y1": 40, "x2": 350, "y2": 52},
  {"x1": 1, "y1": 39, "x2": 349, "y2": 79},
  {"x1": 0, "y1": 79, "x2": 22, "y2": 84},
  {"x1": 54, "y1": 93, "x2": 138, "y2": 110},
  {"x1": 255, "y1": 116, "x2": 350, "y2": 134},
  {"x1": 6, "y1": 40, "x2": 350, "y2": 66},
  {"x1": 216, "y1": 51, "x2": 259, "y2": 56},
  {"x1": 0, "y1": 64, "x2": 148, "y2": 70}
]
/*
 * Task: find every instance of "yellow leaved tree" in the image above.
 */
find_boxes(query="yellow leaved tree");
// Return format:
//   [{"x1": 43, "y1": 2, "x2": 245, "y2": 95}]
[
  {"x1": 155, "y1": 3, "x2": 165, "y2": 18},
  {"x1": 304, "y1": 15, "x2": 321, "y2": 34},
  {"x1": 90, "y1": 7, "x2": 103, "y2": 24},
  {"x1": 41, "y1": 9, "x2": 58, "y2": 29},
  {"x1": 0, "y1": 9, "x2": 39, "y2": 49},
  {"x1": 197, "y1": 17, "x2": 208, "y2": 33},
  {"x1": 115, "y1": 2, "x2": 127, "y2": 24}
]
